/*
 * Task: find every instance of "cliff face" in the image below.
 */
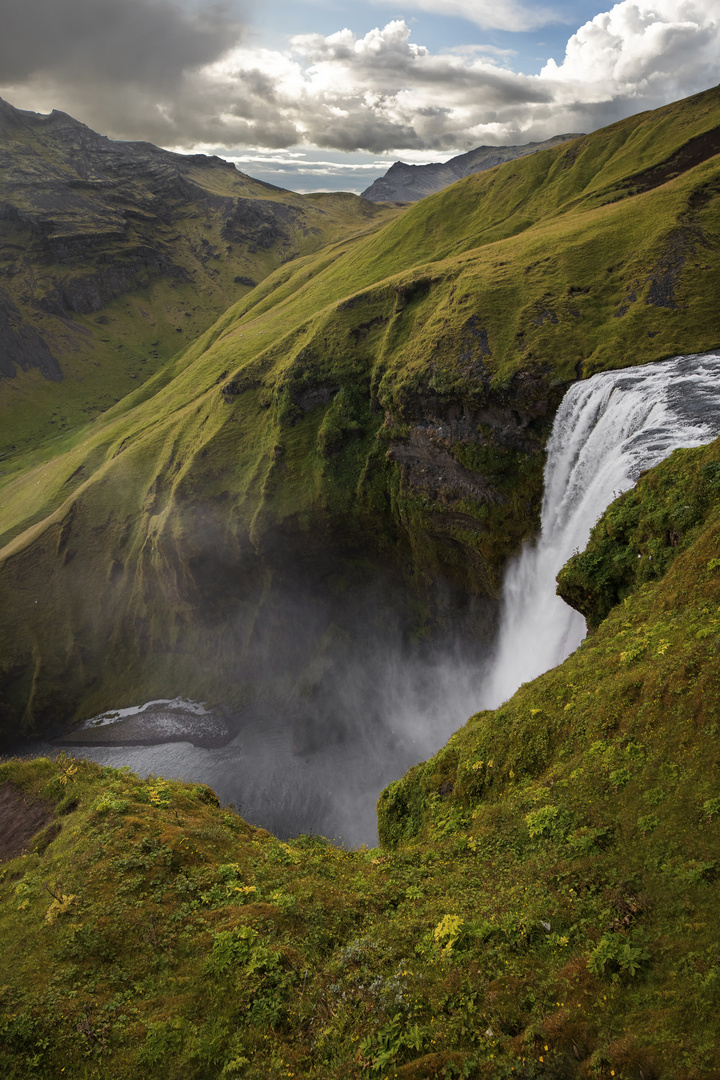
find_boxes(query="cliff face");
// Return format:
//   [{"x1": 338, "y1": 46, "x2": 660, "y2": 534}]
[
  {"x1": 0, "y1": 307, "x2": 559, "y2": 740},
  {"x1": 0, "y1": 85, "x2": 720, "y2": 741},
  {"x1": 0, "y1": 288, "x2": 62, "y2": 381},
  {"x1": 361, "y1": 133, "x2": 583, "y2": 202},
  {"x1": 0, "y1": 97, "x2": 398, "y2": 455}
]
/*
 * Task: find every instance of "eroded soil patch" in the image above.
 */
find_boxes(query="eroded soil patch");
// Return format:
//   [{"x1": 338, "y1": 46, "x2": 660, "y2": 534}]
[
  {"x1": 622, "y1": 124, "x2": 720, "y2": 196},
  {"x1": 0, "y1": 782, "x2": 54, "y2": 862}
]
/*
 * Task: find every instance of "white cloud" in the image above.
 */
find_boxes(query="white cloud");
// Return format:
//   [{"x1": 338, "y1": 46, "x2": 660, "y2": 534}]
[
  {"x1": 542, "y1": 0, "x2": 719, "y2": 93},
  {"x1": 182, "y1": 21, "x2": 552, "y2": 153},
  {"x1": 535, "y1": 0, "x2": 720, "y2": 131},
  {"x1": 192, "y1": 9, "x2": 720, "y2": 153},
  {"x1": 1, "y1": 1, "x2": 719, "y2": 162},
  {"x1": 446, "y1": 44, "x2": 518, "y2": 59}
]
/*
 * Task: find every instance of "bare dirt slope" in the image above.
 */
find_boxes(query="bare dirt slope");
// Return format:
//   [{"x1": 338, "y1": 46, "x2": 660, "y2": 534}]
[{"x1": 0, "y1": 781, "x2": 54, "y2": 861}]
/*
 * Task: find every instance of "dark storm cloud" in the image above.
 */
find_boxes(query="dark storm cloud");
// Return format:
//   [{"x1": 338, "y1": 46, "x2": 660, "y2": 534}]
[{"x1": 0, "y1": 0, "x2": 240, "y2": 87}]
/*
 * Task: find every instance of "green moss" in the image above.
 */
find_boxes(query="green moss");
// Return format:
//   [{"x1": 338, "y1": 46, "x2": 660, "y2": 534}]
[
  {"x1": 377, "y1": 771, "x2": 428, "y2": 850},
  {"x1": 558, "y1": 442, "x2": 720, "y2": 627}
]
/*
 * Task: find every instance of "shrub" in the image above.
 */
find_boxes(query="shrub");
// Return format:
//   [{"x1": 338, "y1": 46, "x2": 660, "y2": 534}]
[{"x1": 588, "y1": 934, "x2": 649, "y2": 980}]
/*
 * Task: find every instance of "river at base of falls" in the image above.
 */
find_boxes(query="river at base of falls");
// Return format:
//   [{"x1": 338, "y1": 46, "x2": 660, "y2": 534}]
[
  {"x1": 26, "y1": 658, "x2": 491, "y2": 849},
  {"x1": 23, "y1": 351, "x2": 720, "y2": 847}
]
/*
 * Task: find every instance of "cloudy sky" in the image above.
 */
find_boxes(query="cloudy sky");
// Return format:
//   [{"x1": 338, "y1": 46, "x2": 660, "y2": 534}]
[{"x1": 1, "y1": 0, "x2": 719, "y2": 192}]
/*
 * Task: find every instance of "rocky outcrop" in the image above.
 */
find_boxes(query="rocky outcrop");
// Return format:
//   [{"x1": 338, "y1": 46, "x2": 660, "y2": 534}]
[
  {"x1": 0, "y1": 288, "x2": 62, "y2": 381},
  {"x1": 388, "y1": 426, "x2": 496, "y2": 502},
  {"x1": 386, "y1": 368, "x2": 555, "y2": 506},
  {"x1": 221, "y1": 199, "x2": 303, "y2": 253}
]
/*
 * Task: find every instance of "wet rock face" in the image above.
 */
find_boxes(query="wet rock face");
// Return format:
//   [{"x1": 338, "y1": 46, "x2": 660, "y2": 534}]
[
  {"x1": 388, "y1": 425, "x2": 499, "y2": 503},
  {"x1": 386, "y1": 366, "x2": 556, "y2": 508}
]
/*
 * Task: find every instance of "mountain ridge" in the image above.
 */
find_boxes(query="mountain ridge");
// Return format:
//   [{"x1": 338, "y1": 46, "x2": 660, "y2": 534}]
[
  {"x1": 361, "y1": 133, "x2": 584, "y2": 202},
  {"x1": 0, "y1": 96, "x2": 399, "y2": 455}
]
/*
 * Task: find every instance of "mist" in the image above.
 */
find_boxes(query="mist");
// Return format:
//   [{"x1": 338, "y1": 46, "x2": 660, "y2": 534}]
[{"x1": 47, "y1": 617, "x2": 495, "y2": 847}]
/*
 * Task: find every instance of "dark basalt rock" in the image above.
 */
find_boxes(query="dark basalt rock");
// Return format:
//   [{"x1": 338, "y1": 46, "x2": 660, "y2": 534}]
[
  {"x1": 384, "y1": 362, "x2": 560, "y2": 533},
  {"x1": 221, "y1": 199, "x2": 303, "y2": 251},
  {"x1": 619, "y1": 123, "x2": 720, "y2": 197},
  {"x1": 0, "y1": 288, "x2": 62, "y2": 381},
  {"x1": 387, "y1": 428, "x2": 500, "y2": 504},
  {"x1": 644, "y1": 226, "x2": 707, "y2": 310},
  {"x1": 292, "y1": 383, "x2": 339, "y2": 412}
]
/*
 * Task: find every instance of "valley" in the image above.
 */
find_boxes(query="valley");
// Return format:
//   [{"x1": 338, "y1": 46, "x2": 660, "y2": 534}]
[
  {"x1": 0, "y1": 96, "x2": 399, "y2": 456},
  {"x1": 1, "y1": 84, "x2": 720, "y2": 743}
]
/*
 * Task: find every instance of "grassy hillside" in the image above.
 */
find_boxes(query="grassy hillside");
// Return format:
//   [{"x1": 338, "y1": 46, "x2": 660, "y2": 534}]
[
  {"x1": 1, "y1": 430, "x2": 719, "y2": 1078},
  {"x1": 0, "y1": 85, "x2": 719, "y2": 739},
  {"x1": 0, "y1": 97, "x2": 399, "y2": 456}
]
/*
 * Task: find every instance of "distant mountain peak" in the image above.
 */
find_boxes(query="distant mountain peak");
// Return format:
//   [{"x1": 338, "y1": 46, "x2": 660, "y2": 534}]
[{"x1": 362, "y1": 134, "x2": 584, "y2": 202}]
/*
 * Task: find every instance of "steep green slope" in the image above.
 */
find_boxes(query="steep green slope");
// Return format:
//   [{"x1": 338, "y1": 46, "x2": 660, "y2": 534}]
[
  {"x1": 0, "y1": 97, "x2": 399, "y2": 456},
  {"x1": 1, "y1": 85, "x2": 720, "y2": 739},
  {"x1": 557, "y1": 449, "x2": 720, "y2": 627},
  {"x1": 1, "y1": 431, "x2": 720, "y2": 1078}
]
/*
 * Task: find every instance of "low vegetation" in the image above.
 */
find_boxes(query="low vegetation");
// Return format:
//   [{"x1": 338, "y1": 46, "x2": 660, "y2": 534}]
[
  {"x1": 1, "y1": 83, "x2": 720, "y2": 1077},
  {"x1": 2, "y1": 431, "x2": 720, "y2": 1077}
]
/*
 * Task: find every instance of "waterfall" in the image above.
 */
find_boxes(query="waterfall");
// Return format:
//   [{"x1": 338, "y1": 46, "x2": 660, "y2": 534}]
[
  {"x1": 482, "y1": 351, "x2": 720, "y2": 708},
  {"x1": 29, "y1": 350, "x2": 720, "y2": 847}
]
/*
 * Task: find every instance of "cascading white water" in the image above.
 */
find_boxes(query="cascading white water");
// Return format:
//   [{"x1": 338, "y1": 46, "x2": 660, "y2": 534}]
[{"x1": 482, "y1": 351, "x2": 720, "y2": 708}]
